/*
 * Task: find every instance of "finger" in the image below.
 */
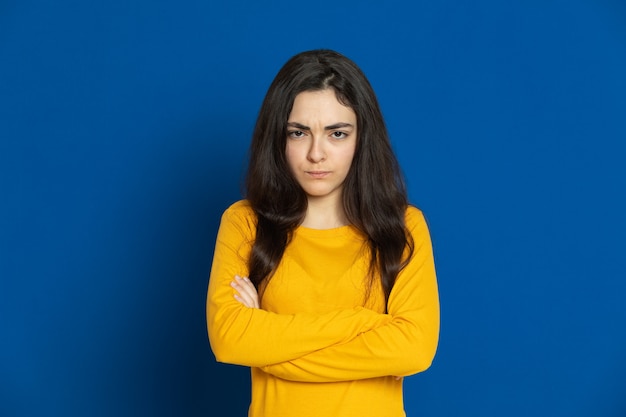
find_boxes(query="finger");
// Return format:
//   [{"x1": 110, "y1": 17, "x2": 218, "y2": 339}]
[
  {"x1": 233, "y1": 276, "x2": 254, "y2": 299},
  {"x1": 234, "y1": 292, "x2": 254, "y2": 308},
  {"x1": 231, "y1": 279, "x2": 253, "y2": 307},
  {"x1": 232, "y1": 284, "x2": 255, "y2": 307},
  {"x1": 231, "y1": 276, "x2": 259, "y2": 308},
  {"x1": 235, "y1": 276, "x2": 259, "y2": 307}
]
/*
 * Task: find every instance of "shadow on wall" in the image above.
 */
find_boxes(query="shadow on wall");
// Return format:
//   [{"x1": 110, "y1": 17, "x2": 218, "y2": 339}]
[
  {"x1": 2, "y1": 121, "x2": 252, "y2": 417},
  {"x1": 112, "y1": 124, "x2": 253, "y2": 417}
]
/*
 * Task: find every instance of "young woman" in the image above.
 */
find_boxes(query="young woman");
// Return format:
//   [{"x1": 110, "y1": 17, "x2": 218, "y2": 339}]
[{"x1": 206, "y1": 49, "x2": 440, "y2": 417}]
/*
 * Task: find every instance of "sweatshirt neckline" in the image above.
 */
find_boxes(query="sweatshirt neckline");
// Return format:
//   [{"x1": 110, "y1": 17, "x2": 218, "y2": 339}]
[{"x1": 294, "y1": 224, "x2": 362, "y2": 239}]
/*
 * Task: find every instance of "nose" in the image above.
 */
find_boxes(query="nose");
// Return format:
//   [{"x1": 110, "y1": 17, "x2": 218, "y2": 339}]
[{"x1": 307, "y1": 136, "x2": 326, "y2": 163}]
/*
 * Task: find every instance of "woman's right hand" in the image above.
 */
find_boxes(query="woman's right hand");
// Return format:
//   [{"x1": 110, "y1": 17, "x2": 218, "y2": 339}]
[{"x1": 231, "y1": 275, "x2": 260, "y2": 308}]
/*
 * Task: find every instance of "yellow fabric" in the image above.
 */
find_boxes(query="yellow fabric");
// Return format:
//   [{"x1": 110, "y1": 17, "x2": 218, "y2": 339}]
[{"x1": 206, "y1": 200, "x2": 440, "y2": 417}]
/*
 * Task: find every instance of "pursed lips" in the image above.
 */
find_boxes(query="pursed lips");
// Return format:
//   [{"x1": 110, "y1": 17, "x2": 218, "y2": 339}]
[{"x1": 305, "y1": 170, "x2": 331, "y2": 178}]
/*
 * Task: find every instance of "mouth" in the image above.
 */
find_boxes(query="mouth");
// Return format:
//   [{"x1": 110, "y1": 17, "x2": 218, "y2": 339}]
[{"x1": 306, "y1": 171, "x2": 330, "y2": 179}]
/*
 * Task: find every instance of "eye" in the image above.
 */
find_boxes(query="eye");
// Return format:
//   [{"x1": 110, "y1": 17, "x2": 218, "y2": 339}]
[
  {"x1": 331, "y1": 131, "x2": 348, "y2": 139},
  {"x1": 288, "y1": 130, "x2": 305, "y2": 139}
]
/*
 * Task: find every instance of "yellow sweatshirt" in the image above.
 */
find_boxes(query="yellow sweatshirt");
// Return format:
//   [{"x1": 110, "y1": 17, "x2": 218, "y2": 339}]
[{"x1": 206, "y1": 200, "x2": 440, "y2": 417}]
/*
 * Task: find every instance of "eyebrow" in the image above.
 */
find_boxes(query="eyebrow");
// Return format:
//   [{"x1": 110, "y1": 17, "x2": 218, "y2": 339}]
[{"x1": 286, "y1": 122, "x2": 355, "y2": 131}]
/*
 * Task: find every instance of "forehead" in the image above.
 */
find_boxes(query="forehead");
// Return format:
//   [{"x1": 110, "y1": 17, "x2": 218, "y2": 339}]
[{"x1": 288, "y1": 89, "x2": 356, "y2": 123}]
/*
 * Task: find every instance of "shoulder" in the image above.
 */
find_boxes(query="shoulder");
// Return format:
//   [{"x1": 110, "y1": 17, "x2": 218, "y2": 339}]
[
  {"x1": 223, "y1": 199, "x2": 254, "y2": 217},
  {"x1": 405, "y1": 204, "x2": 433, "y2": 237},
  {"x1": 214, "y1": 200, "x2": 256, "y2": 251},
  {"x1": 220, "y1": 199, "x2": 257, "y2": 231},
  {"x1": 405, "y1": 204, "x2": 426, "y2": 227}
]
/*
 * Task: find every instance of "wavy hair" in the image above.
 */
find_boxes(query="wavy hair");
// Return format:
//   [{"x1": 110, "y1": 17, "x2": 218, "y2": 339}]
[{"x1": 245, "y1": 49, "x2": 413, "y2": 308}]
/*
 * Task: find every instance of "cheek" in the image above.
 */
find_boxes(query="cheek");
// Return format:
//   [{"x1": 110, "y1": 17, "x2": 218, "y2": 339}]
[
  {"x1": 340, "y1": 146, "x2": 357, "y2": 169},
  {"x1": 285, "y1": 145, "x2": 299, "y2": 172}
]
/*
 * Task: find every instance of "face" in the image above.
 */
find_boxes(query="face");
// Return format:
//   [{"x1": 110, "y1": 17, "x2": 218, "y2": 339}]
[{"x1": 285, "y1": 89, "x2": 357, "y2": 206}]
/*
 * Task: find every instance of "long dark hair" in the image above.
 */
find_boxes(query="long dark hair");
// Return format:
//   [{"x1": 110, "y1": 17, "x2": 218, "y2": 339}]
[{"x1": 245, "y1": 49, "x2": 413, "y2": 308}]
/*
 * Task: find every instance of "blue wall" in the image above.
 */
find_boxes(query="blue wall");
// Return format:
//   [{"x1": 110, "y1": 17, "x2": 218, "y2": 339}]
[{"x1": 2, "y1": 1, "x2": 625, "y2": 416}]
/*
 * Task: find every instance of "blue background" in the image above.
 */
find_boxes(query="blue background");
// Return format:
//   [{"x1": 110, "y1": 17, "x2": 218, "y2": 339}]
[{"x1": 2, "y1": 1, "x2": 625, "y2": 416}]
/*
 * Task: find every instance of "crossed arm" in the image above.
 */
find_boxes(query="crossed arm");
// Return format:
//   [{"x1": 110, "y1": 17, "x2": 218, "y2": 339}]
[
  {"x1": 230, "y1": 238, "x2": 439, "y2": 381},
  {"x1": 209, "y1": 204, "x2": 440, "y2": 383},
  {"x1": 206, "y1": 204, "x2": 394, "y2": 367}
]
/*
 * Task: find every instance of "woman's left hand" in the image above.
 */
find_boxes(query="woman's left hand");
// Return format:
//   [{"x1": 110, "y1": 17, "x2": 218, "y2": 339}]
[{"x1": 231, "y1": 275, "x2": 260, "y2": 308}]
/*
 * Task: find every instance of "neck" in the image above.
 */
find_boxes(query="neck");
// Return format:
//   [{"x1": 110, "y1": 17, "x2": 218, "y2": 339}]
[{"x1": 301, "y1": 197, "x2": 348, "y2": 229}]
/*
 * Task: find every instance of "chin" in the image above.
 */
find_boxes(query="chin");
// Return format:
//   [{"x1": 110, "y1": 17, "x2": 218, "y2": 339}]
[{"x1": 303, "y1": 187, "x2": 342, "y2": 200}]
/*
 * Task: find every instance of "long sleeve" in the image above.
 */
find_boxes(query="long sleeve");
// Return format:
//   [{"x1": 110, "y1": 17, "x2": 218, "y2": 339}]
[
  {"x1": 261, "y1": 207, "x2": 440, "y2": 382},
  {"x1": 206, "y1": 201, "x2": 392, "y2": 368}
]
